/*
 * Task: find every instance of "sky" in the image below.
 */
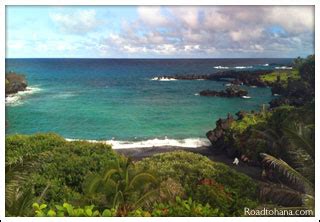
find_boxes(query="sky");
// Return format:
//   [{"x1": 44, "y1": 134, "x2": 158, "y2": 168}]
[{"x1": 6, "y1": 6, "x2": 315, "y2": 58}]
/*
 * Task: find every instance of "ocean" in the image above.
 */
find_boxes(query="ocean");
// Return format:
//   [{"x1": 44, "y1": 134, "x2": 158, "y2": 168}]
[{"x1": 5, "y1": 58, "x2": 292, "y2": 148}]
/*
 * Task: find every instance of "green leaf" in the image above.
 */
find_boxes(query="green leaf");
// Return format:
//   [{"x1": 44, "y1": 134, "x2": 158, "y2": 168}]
[
  {"x1": 55, "y1": 205, "x2": 64, "y2": 212},
  {"x1": 35, "y1": 210, "x2": 46, "y2": 217},
  {"x1": 57, "y1": 211, "x2": 64, "y2": 217},
  {"x1": 92, "y1": 210, "x2": 100, "y2": 217},
  {"x1": 32, "y1": 203, "x2": 40, "y2": 210},
  {"x1": 74, "y1": 208, "x2": 84, "y2": 216},
  {"x1": 102, "y1": 209, "x2": 112, "y2": 217},
  {"x1": 85, "y1": 208, "x2": 92, "y2": 216},
  {"x1": 47, "y1": 209, "x2": 56, "y2": 217},
  {"x1": 63, "y1": 203, "x2": 74, "y2": 216},
  {"x1": 39, "y1": 204, "x2": 47, "y2": 210}
]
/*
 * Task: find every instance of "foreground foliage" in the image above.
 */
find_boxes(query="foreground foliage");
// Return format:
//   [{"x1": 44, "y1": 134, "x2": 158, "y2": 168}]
[
  {"x1": 6, "y1": 134, "x2": 258, "y2": 217},
  {"x1": 137, "y1": 151, "x2": 258, "y2": 216}
]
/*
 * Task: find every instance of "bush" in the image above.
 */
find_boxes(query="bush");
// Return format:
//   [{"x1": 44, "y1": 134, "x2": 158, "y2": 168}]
[
  {"x1": 137, "y1": 151, "x2": 258, "y2": 215},
  {"x1": 33, "y1": 202, "x2": 116, "y2": 217},
  {"x1": 151, "y1": 197, "x2": 222, "y2": 217},
  {"x1": 6, "y1": 133, "x2": 119, "y2": 204},
  {"x1": 6, "y1": 133, "x2": 65, "y2": 165},
  {"x1": 33, "y1": 198, "x2": 221, "y2": 217}
]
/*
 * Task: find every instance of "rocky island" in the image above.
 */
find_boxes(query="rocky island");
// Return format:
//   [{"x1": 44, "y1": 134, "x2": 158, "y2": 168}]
[{"x1": 5, "y1": 72, "x2": 28, "y2": 96}]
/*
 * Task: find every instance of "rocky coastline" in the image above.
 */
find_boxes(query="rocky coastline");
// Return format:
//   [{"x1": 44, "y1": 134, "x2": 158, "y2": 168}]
[
  {"x1": 5, "y1": 72, "x2": 28, "y2": 97},
  {"x1": 154, "y1": 70, "x2": 274, "y2": 87},
  {"x1": 199, "y1": 86, "x2": 248, "y2": 98}
]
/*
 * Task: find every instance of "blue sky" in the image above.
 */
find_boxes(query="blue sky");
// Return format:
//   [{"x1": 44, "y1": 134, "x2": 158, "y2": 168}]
[{"x1": 6, "y1": 6, "x2": 314, "y2": 58}]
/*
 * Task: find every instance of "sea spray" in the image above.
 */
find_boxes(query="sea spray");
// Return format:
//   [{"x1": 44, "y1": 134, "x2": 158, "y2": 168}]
[{"x1": 66, "y1": 137, "x2": 211, "y2": 149}]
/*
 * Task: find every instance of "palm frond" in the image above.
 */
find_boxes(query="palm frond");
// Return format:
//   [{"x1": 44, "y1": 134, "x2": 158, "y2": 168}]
[
  {"x1": 283, "y1": 126, "x2": 314, "y2": 159},
  {"x1": 260, "y1": 153, "x2": 314, "y2": 195},
  {"x1": 134, "y1": 189, "x2": 159, "y2": 207},
  {"x1": 83, "y1": 173, "x2": 102, "y2": 194},
  {"x1": 129, "y1": 173, "x2": 157, "y2": 189},
  {"x1": 259, "y1": 182, "x2": 303, "y2": 207}
]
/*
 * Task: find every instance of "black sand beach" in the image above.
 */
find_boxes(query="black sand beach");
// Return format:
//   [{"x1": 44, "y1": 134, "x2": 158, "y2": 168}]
[{"x1": 115, "y1": 146, "x2": 262, "y2": 180}]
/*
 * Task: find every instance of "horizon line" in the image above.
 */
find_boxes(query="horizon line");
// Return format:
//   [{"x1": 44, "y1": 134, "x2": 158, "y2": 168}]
[{"x1": 5, "y1": 57, "x2": 296, "y2": 59}]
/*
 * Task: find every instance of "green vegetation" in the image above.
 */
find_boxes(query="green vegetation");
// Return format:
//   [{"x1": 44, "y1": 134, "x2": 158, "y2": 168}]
[
  {"x1": 137, "y1": 151, "x2": 258, "y2": 216},
  {"x1": 5, "y1": 133, "x2": 118, "y2": 216},
  {"x1": 6, "y1": 134, "x2": 259, "y2": 217},
  {"x1": 206, "y1": 55, "x2": 314, "y2": 214},
  {"x1": 82, "y1": 157, "x2": 159, "y2": 215},
  {"x1": 33, "y1": 197, "x2": 223, "y2": 217},
  {"x1": 260, "y1": 69, "x2": 300, "y2": 85}
]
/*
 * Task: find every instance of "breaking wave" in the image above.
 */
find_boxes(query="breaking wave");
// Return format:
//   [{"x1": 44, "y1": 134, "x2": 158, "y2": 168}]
[
  {"x1": 5, "y1": 86, "x2": 41, "y2": 106},
  {"x1": 65, "y1": 137, "x2": 211, "y2": 149},
  {"x1": 151, "y1": 77, "x2": 177, "y2": 81},
  {"x1": 275, "y1": 66, "x2": 293, "y2": 70},
  {"x1": 214, "y1": 66, "x2": 230, "y2": 69}
]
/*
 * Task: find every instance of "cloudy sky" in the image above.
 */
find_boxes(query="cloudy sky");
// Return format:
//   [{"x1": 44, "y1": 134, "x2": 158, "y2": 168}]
[{"x1": 6, "y1": 6, "x2": 314, "y2": 58}]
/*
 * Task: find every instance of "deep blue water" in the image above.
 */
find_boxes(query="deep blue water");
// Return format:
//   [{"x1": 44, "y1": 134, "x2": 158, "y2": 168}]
[{"x1": 5, "y1": 58, "x2": 292, "y2": 146}]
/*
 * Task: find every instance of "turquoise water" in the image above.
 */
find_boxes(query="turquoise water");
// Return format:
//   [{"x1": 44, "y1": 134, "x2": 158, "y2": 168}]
[{"x1": 5, "y1": 59, "x2": 291, "y2": 145}]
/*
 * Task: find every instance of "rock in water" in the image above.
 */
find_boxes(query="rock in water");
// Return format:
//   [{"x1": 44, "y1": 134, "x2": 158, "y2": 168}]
[{"x1": 5, "y1": 73, "x2": 27, "y2": 96}]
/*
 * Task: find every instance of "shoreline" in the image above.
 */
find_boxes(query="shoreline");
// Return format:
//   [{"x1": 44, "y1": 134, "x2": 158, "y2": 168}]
[
  {"x1": 65, "y1": 137, "x2": 211, "y2": 149},
  {"x1": 115, "y1": 145, "x2": 262, "y2": 180}
]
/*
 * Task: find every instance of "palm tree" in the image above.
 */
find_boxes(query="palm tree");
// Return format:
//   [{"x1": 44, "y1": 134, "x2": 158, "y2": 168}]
[
  {"x1": 257, "y1": 120, "x2": 314, "y2": 213},
  {"x1": 260, "y1": 153, "x2": 314, "y2": 212},
  {"x1": 83, "y1": 157, "x2": 159, "y2": 216},
  {"x1": 283, "y1": 122, "x2": 314, "y2": 159},
  {"x1": 5, "y1": 154, "x2": 50, "y2": 216},
  {"x1": 250, "y1": 128, "x2": 288, "y2": 157}
]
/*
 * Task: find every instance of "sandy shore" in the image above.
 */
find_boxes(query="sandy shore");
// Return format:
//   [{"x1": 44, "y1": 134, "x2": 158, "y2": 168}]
[{"x1": 115, "y1": 146, "x2": 262, "y2": 180}]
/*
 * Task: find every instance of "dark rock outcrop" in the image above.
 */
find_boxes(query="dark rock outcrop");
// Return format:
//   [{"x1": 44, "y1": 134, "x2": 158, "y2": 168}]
[
  {"x1": 269, "y1": 79, "x2": 314, "y2": 108},
  {"x1": 235, "y1": 110, "x2": 247, "y2": 120},
  {"x1": 206, "y1": 113, "x2": 234, "y2": 151},
  {"x1": 5, "y1": 73, "x2": 27, "y2": 96},
  {"x1": 154, "y1": 70, "x2": 273, "y2": 88},
  {"x1": 200, "y1": 86, "x2": 248, "y2": 98}
]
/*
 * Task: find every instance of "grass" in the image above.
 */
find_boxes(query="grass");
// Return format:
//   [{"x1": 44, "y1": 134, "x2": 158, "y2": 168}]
[{"x1": 260, "y1": 69, "x2": 300, "y2": 85}]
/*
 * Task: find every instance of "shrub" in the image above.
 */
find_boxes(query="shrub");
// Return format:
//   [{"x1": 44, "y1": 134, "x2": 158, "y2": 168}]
[
  {"x1": 33, "y1": 202, "x2": 116, "y2": 217},
  {"x1": 5, "y1": 133, "x2": 119, "y2": 204},
  {"x1": 137, "y1": 151, "x2": 258, "y2": 215},
  {"x1": 6, "y1": 133, "x2": 65, "y2": 165},
  {"x1": 151, "y1": 197, "x2": 222, "y2": 217}
]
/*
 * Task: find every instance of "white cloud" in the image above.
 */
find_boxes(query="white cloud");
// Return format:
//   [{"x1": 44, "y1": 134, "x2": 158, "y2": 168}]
[
  {"x1": 50, "y1": 9, "x2": 100, "y2": 34},
  {"x1": 267, "y1": 6, "x2": 314, "y2": 33},
  {"x1": 7, "y1": 40, "x2": 25, "y2": 50},
  {"x1": 55, "y1": 6, "x2": 315, "y2": 57},
  {"x1": 137, "y1": 6, "x2": 168, "y2": 27}
]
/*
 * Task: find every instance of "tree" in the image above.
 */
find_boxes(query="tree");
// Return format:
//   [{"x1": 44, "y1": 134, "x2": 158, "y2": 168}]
[{"x1": 83, "y1": 157, "x2": 159, "y2": 216}]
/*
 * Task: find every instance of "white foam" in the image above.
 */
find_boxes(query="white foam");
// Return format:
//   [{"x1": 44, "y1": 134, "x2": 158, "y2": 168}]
[
  {"x1": 5, "y1": 86, "x2": 41, "y2": 106},
  {"x1": 242, "y1": 96, "x2": 251, "y2": 99},
  {"x1": 214, "y1": 66, "x2": 229, "y2": 69},
  {"x1": 234, "y1": 66, "x2": 253, "y2": 69},
  {"x1": 275, "y1": 66, "x2": 293, "y2": 70},
  {"x1": 53, "y1": 92, "x2": 77, "y2": 99},
  {"x1": 262, "y1": 64, "x2": 269, "y2": 66},
  {"x1": 194, "y1": 93, "x2": 199, "y2": 96},
  {"x1": 66, "y1": 137, "x2": 211, "y2": 149},
  {"x1": 151, "y1": 77, "x2": 177, "y2": 81}
]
